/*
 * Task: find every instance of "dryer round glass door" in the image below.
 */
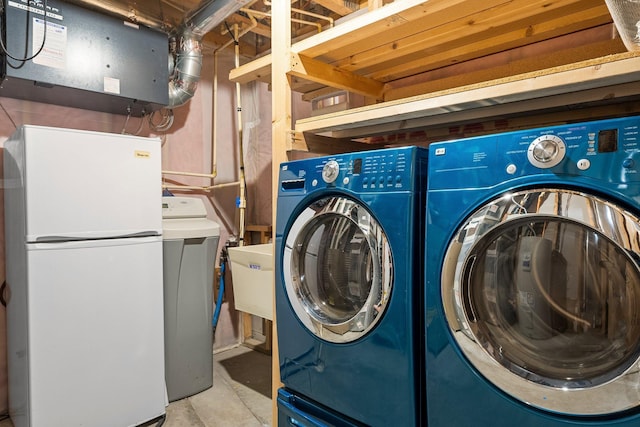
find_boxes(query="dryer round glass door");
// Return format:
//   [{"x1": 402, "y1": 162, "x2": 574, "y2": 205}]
[
  {"x1": 283, "y1": 195, "x2": 392, "y2": 343},
  {"x1": 442, "y1": 188, "x2": 640, "y2": 415}
]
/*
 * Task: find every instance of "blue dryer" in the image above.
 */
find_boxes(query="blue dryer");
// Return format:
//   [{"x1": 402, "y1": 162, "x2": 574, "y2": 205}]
[
  {"x1": 425, "y1": 116, "x2": 640, "y2": 426},
  {"x1": 276, "y1": 146, "x2": 428, "y2": 426}
]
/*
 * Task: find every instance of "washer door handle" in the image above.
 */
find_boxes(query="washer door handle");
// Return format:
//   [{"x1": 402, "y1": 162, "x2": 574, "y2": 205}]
[{"x1": 461, "y1": 254, "x2": 478, "y2": 323}]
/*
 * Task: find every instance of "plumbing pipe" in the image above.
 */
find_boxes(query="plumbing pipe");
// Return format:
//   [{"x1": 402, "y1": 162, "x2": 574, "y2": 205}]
[
  {"x1": 214, "y1": 12, "x2": 258, "y2": 180},
  {"x1": 264, "y1": 0, "x2": 334, "y2": 28},
  {"x1": 160, "y1": 15, "x2": 257, "y2": 193},
  {"x1": 161, "y1": 181, "x2": 241, "y2": 191},
  {"x1": 239, "y1": 8, "x2": 323, "y2": 32},
  {"x1": 232, "y1": 23, "x2": 248, "y2": 247}
]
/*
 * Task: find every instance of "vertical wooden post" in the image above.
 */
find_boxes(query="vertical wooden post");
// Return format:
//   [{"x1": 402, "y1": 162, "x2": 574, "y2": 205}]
[{"x1": 271, "y1": 0, "x2": 291, "y2": 424}]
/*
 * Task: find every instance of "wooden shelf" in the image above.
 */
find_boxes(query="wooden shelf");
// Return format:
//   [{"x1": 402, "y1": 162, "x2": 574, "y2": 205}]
[
  {"x1": 229, "y1": 0, "x2": 640, "y2": 149},
  {"x1": 295, "y1": 52, "x2": 640, "y2": 140},
  {"x1": 229, "y1": 53, "x2": 272, "y2": 86},
  {"x1": 231, "y1": 0, "x2": 620, "y2": 96}
]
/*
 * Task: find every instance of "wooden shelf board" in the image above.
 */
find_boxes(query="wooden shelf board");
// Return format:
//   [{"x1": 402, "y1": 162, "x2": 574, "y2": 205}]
[
  {"x1": 295, "y1": 53, "x2": 640, "y2": 138},
  {"x1": 229, "y1": 53, "x2": 272, "y2": 85},
  {"x1": 384, "y1": 25, "x2": 625, "y2": 101},
  {"x1": 319, "y1": 0, "x2": 609, "y2": 76}
]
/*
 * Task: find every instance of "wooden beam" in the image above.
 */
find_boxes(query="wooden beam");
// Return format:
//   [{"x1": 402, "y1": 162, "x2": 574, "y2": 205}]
[
  {"x1": 271, "y1": 1, "x2": 289, "y2": 424},
  {"x1": 291, "y1": 131, "x2": 379, "y2": 154},
  {"x1": 289, "y1": 52, "x2": 385, "y2": 100}
]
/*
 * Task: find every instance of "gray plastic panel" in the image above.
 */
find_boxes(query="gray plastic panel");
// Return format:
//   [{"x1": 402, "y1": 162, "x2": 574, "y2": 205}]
[{"x1": 163, "y1": 236, "x2": 219, "y2": 402}]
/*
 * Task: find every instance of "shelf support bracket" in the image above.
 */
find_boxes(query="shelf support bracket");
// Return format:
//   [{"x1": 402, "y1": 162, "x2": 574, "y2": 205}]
[{"x1": 288, "y1": 52, "x2": 385, "y2": 101}]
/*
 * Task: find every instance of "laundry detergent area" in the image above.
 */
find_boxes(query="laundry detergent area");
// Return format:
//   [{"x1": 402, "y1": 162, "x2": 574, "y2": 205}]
[{"x1": 2, "y1": 1, "x2": 640, "y2": 427}]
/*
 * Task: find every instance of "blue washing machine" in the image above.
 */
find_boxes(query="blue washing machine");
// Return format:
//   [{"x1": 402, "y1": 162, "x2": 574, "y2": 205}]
[
  {"x1": 276, "y1": 146, "x2": 428, "y2": 427},
  {"x1": 425, "y1": 115, "x2": 640, "y2": 426}
]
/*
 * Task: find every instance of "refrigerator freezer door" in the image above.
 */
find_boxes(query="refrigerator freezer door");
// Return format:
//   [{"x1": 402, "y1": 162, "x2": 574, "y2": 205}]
[
  {"x1": 9, "y1": 236, "x2": 165, "y2": 427},
  {"x1": 5, "y1": 126, "x2": 162, "y2": 242}
]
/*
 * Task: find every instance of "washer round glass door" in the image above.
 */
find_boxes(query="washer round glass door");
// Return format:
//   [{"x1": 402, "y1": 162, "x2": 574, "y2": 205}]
[
  {"x1": 283, "y1": 195, "x2": 393, "y2": 343},
  {"x1": 443, "y1": 188, "x2": 640, "y2": 415}
]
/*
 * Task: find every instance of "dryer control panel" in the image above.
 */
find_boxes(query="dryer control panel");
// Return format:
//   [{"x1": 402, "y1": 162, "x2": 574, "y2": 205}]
[
  {"x1": 279, "y1": 146, "x2": 428, "y2": 194},
  {"x1": 429, "y1": 115, "x2": 640, "y2": 191}
]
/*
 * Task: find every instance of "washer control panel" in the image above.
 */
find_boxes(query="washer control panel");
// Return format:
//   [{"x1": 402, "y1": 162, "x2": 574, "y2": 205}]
[
  {"x1": 429, "y1": 115, "x2": 640, "y2": 189},
  {"x1": 279, "y1": 146, "x2": 427, "y2": 193}
]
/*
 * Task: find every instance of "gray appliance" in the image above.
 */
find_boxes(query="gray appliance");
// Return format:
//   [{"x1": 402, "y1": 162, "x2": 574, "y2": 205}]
[{"x1": 162, "y1": 196, "x2": 220, "y2": 402}]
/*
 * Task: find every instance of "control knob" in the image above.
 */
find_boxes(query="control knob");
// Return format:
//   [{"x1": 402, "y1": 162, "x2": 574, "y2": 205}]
[
  {"x1": 322, "y1": 160, "x2": 340, "y2": 183},
  {"x1": 527, "y1": 135, "x2": 566, "y2": 169}
]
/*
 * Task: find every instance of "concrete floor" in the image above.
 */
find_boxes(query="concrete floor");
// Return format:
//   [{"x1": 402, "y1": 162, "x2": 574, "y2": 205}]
[
  {"x1": 0, "y1": 345, "x2": 272, "y2": 427},
  {"x1": 163, "y1": 345, "x2": 272, "y2": 427}
]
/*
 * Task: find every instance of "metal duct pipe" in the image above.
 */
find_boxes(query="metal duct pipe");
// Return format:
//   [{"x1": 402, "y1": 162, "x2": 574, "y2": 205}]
[
  {"x1": 168, "y1": 0, "x2": 254, "y2": 108},
  {"x1": 167, "y1": 32, "x2": 202, "y2": 108},
  {"x1": 183, "y1": 0, "x2": 253, "y2": 38}
]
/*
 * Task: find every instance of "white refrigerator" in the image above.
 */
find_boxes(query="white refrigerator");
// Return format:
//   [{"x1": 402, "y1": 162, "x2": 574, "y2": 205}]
[{"x1": 3, "y1": 126, "x2": 166, "y2": 427}]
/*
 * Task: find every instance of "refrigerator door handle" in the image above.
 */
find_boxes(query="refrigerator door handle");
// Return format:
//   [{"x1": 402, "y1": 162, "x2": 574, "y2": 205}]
[{"x1": 34, "y1": 230, "x2": 161, "y2": 243}]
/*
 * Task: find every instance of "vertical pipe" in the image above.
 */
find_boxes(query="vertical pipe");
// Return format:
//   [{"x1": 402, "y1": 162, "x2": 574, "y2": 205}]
[
  {"x1": 212, "y1": 17, "x2": 256, "y2": 190},
  {"x1": 234, "y1": 23, "x2": 247, "y2": 247},
  {"x1": 213, "y1": 50, "x2": 219, "y2": 184}
]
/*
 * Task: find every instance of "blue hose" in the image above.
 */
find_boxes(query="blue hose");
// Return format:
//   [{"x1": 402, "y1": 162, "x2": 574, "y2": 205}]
[{"x1": 212, "y1": 260, "x2": 225, "y2": 338}]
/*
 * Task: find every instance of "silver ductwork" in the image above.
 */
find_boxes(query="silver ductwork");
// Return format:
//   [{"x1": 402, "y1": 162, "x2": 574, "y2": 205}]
[
  {"x1": 168, "y1": 33, "x2": 203, "y2": 108},
  {"x1": 168, "y1": 0, "x2": 254, "y2": 108}
]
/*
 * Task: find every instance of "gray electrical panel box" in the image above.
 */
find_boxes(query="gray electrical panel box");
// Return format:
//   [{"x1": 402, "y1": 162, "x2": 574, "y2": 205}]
[{"x1": 0, "y1": 0, "x2": 169, "y2": 116}]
